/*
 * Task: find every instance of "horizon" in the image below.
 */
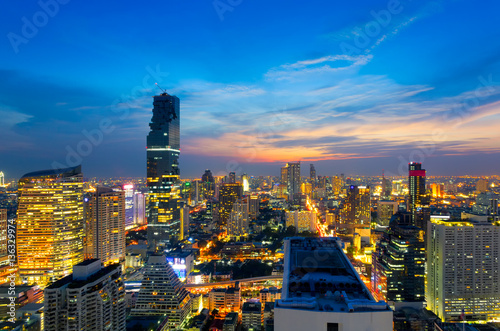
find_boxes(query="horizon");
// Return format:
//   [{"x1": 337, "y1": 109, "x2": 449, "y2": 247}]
[{"x1": 2, "y1": 0, "x2": 500, "y2": 178}]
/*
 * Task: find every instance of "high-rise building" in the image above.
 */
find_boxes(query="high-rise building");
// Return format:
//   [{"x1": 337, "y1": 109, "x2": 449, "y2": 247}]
[
  {"x1": 0, "y1": 172, "x2": 4, "y2": 186},
  {"x1": 340, "y1": 185, "x2": 371, "y2": 233},
  {"x1": 228, "y1": 172, "x2": 236, "y2": 184},
  {"x1": 309, "y1": 164, "x2": 316, "y2": 184},
  {"x1": 180, "y1": 205, "x2": 190, "y2": 240},
  {"x1": 133, "y1": 191, "x2": 146, "y2": 226},
  {"x1": 17, "y1": 166, "x2": 84, "y2": 287},
  {"x1": 219, "y1": 183, "x2": 243, "y2": 225},
  {"x1": 123, "y1": 184, "x2": 134, "y2": 229},
  {"x1": 430, "y1": 183, "x2": 444, "y2": 198},
  {"x1": 242, "y1": 173, "x2": 250, "y2": 192},
  {"x1": 274, "y1": 237, "x2": 392, "y2": 331},
  {"x1": 201, "y1": 169, "x2": 215, "y2": 199},
  {"x1": 381, "y1": 175, "x2": 392, "y2": 199},
  {"x1": 372, "y1": 219, "x2": 425, "y2": 302},
  {"x1": 476, "y1": 178, "x2": 489, "y2": 194},
  {"x1": 248, "y1": 195, "x2": 260, "y2": 220},
  {"x1": 408, "y1": 162, "x2": 429, "y2": 227},
  {"x1": 147, "y1": 92, "x2": 181, "y2": 251},
  {"x1": 85, "y1": 187, "x2": 125, "y2": 266},
  {"x1": 227, "y1": 200, "x2": 249, "y2": 238},
  {"x1": 332, "y1": 175, "x2": 343, "y2": 196},
  {"x1": 473, "y1": 191, "x2": 499, "y2": 215},
  {"x1": 131, "y1": 255, "x2": 191, "y2": 329},
  {"x1": 377, "y1": 200, "x2": 398, "y2": 226},
  {"x1": 44, "y1": 259, "x2": 126, "y2": 331},
  {"x1": 281, "y1": 162, "x2": 300, "y2": 201},
  {"x1": 426, "y1": 216, "x2": 500, "y2": 322}
]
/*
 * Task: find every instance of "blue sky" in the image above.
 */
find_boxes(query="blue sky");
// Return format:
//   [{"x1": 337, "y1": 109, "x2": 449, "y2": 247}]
[{"x1": 1, "y1": 0, "x2": 500, "y2": 178}]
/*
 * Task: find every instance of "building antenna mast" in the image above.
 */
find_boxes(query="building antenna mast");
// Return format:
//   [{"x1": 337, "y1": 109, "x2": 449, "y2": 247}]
[{"x1": 155, "y1": 82, "x2": 168, "y2": 94}]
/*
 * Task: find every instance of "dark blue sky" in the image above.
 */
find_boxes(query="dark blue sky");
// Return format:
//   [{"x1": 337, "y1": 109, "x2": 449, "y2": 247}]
[{"x1": 1, "y1": 0, "x2": 500, "y2": 179}]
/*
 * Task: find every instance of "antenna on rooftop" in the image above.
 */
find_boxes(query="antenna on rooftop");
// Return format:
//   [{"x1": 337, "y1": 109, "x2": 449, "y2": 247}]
[{"x1": 155, "y1": 82, "x2": 168, "y2": 94}]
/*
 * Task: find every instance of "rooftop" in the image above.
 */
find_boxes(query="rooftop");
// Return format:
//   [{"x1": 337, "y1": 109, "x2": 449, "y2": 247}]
[{"x1": 20, "y1": 165, "x2": 81, "y2": 180}]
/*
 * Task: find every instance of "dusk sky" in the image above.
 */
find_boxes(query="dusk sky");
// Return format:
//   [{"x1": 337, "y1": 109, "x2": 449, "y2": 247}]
[{"x1": 1, "y1": 0, "x2": 500, "y2": 179}]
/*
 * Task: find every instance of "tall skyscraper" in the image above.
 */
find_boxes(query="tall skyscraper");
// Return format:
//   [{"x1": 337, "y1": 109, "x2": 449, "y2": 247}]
[
  {"x1": 131, "y1": 255, "x2": 191, "y2": 329},
  {"x1": 0, "y1": 172, "x2": 4, "y2": 186},
  {"x1": 17, "y1": 166, "x2": 84, "y2": 287},
  {"x1": 281, "y1": 162, "x2": 300, "y2": 201},
  {"x1": 228, "y1": 172, "x2": 236, "y2": 184},
  {"x1": 123, "y1": 184, "x2": 135, "y2": 229},
  {"x1": 85, "y1": 187, "x2": 126, "y2": 266},
  {"x1": 408, "y1": 162, "x2": 429, "y2": 227},
  {"x1": 309, "y1": 164, "x2": 316, "y2": 184},
  {"x1": 44, "y1": 259, "x2": 126, "y2": 331},
  {"x1": 381, "y1": 174, "x2": 392, "y2": 199},
  {"x1": 242, "y1": 173, "x2": 250, "y2": 192},
  {"x1": 427, "y1": 216, "x2": 500, "y2": 322},
  {"x1": 133, "y1": 191, "x2": 146, "y2": 226},
  {"x1": 147, "y1": 92, "x2": 181, "y2": 251},
  {"x1": 201, "y1": 169, "x2": 215, "y2": 199},
  {"x1": 274, "y1": 237, "x2": 392, "y2": 331},
  {"x1": 372, "y1": 218, "x2": 425, "y2": 302},
  {"x1": 219, "y1": 183, "x2": 243, "y2": 226},
  {"x1": 227, "y1": 200, "x2": 249, "y2": 238},
  {"x1": 340, "y1": 185, "x2": 371, "y2": 233},
  {"x1": 180, "y1": 205, "x2": 190, "y2": 240}
]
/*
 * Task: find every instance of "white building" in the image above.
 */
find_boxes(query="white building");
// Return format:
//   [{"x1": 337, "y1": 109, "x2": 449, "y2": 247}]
[
  {"x1": 426, "y1": 215, "x2": 500, "y2": 322},
  {"x1": 274, "y1": 237, "x2": 392, "y2": 331},
  {"x1": 44, "y1": 259, "x2": 126, "y2": 331}
]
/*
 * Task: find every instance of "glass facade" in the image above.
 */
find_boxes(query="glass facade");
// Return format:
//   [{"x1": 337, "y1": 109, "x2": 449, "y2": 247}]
[
  {"x1": 17, "y1": 166, "x2": 84, "y2": 287},
  {"x1": 146, "y1": 93, "x2": 181, "y2": 251}
]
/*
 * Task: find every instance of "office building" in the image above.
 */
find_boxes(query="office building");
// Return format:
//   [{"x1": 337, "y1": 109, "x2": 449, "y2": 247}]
[
  {"x1": 44, "y1": 259, "x2": 126, "y2": 331},
  {"x1": 133, "y1": 191, "x2": 146, "y2": 226},
  {"x1": 281, "y1": 162, "x2": 301, "y2": 201},
  {"x1": 85, "y1": 187, "x2": 126, "y2": 266},
  {"x1": 180, "y1": 205, "x2": 190, "y2": 240},
  {"x1": 408, "y1": 162, "x2": 429, "y2": 227},
  {"x1": 476, "y1": 178, "x2": 489, "y2": 194},
  {"x1": 131, "y1": 255, "x2": 191, "y2": 329},
  {"x1": 285, "y1": 210, "x2": 317, "y2": 233},
  {"x1": 223, "y1": 312, "x2": 238, "y2": 331},
  {"x1": 0, "y1": 172, "x2": 4, "y2": 186},
  {"x1": 274, "y1": 237, "x2": 392, "y2": 331},
  {"x1": 17, "y1": 166, "x2": 84, "y2": 287},
  {"x1": 332, "y1": 175, "x2": 343, "y2": 196},
  {"x1": 426, "y1": 216, "x2": 500, "y2": 322},
  {"x1": 473, "y1": 191, "x2": 499, "y2": 215},
  {"x1": 248, "y1": 195, "x2": 260, "y2": 220},
  {"x1": 340, "y1": 185, "x2": 371, "y2": 233},
  {"x1": 260, "y1": 287, "x2": 281, "y2": 305},
  {"x1": 372, "y1": 219, "x2": 425, "y2": 302},
  {"x1": 430, "y1": 183, "x2": 444, "y2": 199},
  {"x1": 310, "y1": 164, "x2": 316, "y2": 185},
  {"x1": 219, "y1": 183, "x2": 243, "y2": 225},
  {"x1": 227, "y1": 200, "x2": 249, "y2": 238},
  {"x1": 201, "y1": 169, "x2": 215, "y2": 199},
  {"x1": 377, "y1": 200, "x2": 398, "y2": 226},
  {"x1": 147, "y1": 92, "x2": 181, "y2": 251},
  {"x1": 124, "y1": 184, "x2": 135, "y2": 229},
  {"x1": 242, "y1": 173, "x2": 250, "y2": 192},
  {"x1": 228, "y1": 172, "x2": 236, "y2": 184}
]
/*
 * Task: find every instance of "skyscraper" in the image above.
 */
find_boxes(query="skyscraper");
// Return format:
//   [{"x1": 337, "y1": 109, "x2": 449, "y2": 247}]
[
  {"x1": 408, "y1": 162, "x2": 429, "y2": 227},
  {"x1": 372, "y1": 218, "x2": 425, "y2": 302},
  {"x1": 123, "y1": 184, "x2": 135, "y2": 229},
  {"x1": 309, "y1": 164, "x2": 316, "y2": 184},
  {"x1": 17, "y1": 166, "x2": 84, "y2": 287},
  {"x1": 340, "y1": 185, "x2": 371, "y2": 233},
  {"x1": 0, "y1": 209, "x2": 6, "y2": 257},
  {"x1": 219, "y1": 183, "x2": 243, "y2": 226},
  {"x1": 147, "y1": 92, "x2": 181, "y2": 251},
  {"x1": 228, "y1": 172, "x2": 236, "y2": 184},
  {"x1": 0, "y1": 172, "x2": 4, "y2": 186},
  {"x1": 201, "y1": 169, "x2": 215, "y2": 199},
  {"x1": 44, "y1": 259, "x2": 126, "y2": 331},
  {"x1": 227, "y1": 200, "x2": 249, "y2": 238},
  {"x1": 85, "y1": 187, "x2": 126, "y2": 266},
  {"x1": 281, "y1": 162, "x2": 300, "y2": 201},
  {"x1": 427, "y1": 216, "x2": 500, "y2": 322}
]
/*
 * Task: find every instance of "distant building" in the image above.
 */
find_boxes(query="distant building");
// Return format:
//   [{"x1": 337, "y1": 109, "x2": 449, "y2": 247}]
[
  {"x1": 17, "y1": 166, "x2": 84, "y2": 287},
  {"x1": 377, "y1": 200, "x2": 398, "y2": 226},
  {"x1": 281, "y1": 162, "x2": 301, "y2": 201},
  {"x1": 476, "y1": 178, "x2": 489, "y2": 194},
  {"x1": 340, "y1": 185, "x2": 371, "y2": 233},
  {"x1": 180, "y1": 206, "x2": 190, "y2": 240},
  {"x1": 381, "y1": 175, "x2": 392, "y2": 199},
  {"x1": 133, "y1": 191, "x2": 146, "y2": 226},
  {"x1": 227, "y1": 200, "x2": 249, "y2": 238},
  {"x1": 285, "y1": 210, "x2": 316, "y2": 233},
  {"x1": 0, "y1": 209, "x2": 6, "y2": 257},
  {"x1": 248, "y1": 195, "x2": 260, "y2": 220},
  {"x1": 44, "y1": 259, "x2": 126, "y2": 331},
  {"x1": 131, "y1": 255, "x2": 191, "y2": 329},
  {"x1": 309, "y1": 164, "x2": 316, "y2": 185},
  {"x1": 208, "y1": 283, "x2": 241, "y2": 312},
  {"x1": 85, "y1": 186, "x2": 126, "y2": 266},
  {"x1": 473, "y1": 191, "x2": 499, "y2": 215},
  {"x1": 242, "y1": 301, "x2": 261, "y2": 330},
  {"x1": 242, "y1": 174, "x2": 250, "y2": 192},
  {"x1": 426, "y1": 216, "x2": 500, "y2": 322},
  {"x1": 274, "y1": 237, "x2": 392, "y2": 331},
  {"x1": 219, "y1": 183, "x2": 243, "y2": 225}
]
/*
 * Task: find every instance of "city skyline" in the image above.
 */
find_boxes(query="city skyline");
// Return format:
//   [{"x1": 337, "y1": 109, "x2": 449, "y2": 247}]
[{"x1": 1, "y1": 1, "x2": 500, "y2": 178}]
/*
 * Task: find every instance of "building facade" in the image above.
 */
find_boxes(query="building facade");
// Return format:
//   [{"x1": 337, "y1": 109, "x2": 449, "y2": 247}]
[
  {"x1": 147, "y1": 92, "x2": 182, "y2": 251},
  {"x1": 44, "y1": 259, "x2": 126, "y2": 331},
  {"x1": 17, "y1": 166, "x2": 84, "y2": 287}
]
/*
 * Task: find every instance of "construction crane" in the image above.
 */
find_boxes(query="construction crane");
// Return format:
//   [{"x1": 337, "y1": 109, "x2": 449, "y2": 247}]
[{"x1": 155, "y1": 82, "x2": 168, "y2": 95}]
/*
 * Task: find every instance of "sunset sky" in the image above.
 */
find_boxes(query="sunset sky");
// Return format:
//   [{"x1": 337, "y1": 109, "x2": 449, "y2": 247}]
[{"x1": 1, "y1": 0, "x2": 500, "y2": 178}]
